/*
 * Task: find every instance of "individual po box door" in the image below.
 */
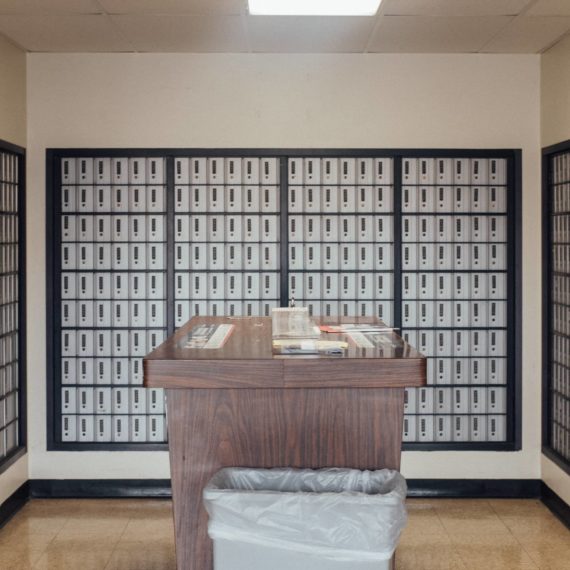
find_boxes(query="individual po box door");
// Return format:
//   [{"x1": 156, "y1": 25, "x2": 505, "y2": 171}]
[
  {"x1": 304, "y1": 217, "x2": 321, "y2": 242},
  {"x1": 95, "y1": 416, "x2": 112, "y2": 443},
  {"x1": 110, "y1": 158, "x2": 128, "y2": 184},
  {"x1": 174, "y1": 186, "x2": 190, "y2": 212},
  {"x1": 404, "y1": 388, "x2": 417, "y2": 414},
  {"x1": 417, "y1": 387, "x2": 434, "y2": 414},
  {"x1": 435, "y1": 358, "x2": 452, "y2": 384},
  {"x1": 436, "y1": 187, "x2": 453, "y2": 213},
  {"x1": 471, "y1": 215, "x2": 488, "y2": 242},
  {"x1": 418, "y1": 416, "x2": 435, "y2": 442},
  {"x1": 402, "y1": 187, "x2": 417, "y2": 212},
  {"x1": 453, "y1": 416, "x2": 469, "y2": 442},
  {"x1": 435, "y1": 158, "x2": 452, "y2": 185},
  {"x1": 357, "y1": 185, "x2": 374, "y2": 212},
  {"x1": 175, "y1": 301, "x2": 190, "y2": 326},
  {"x1": 189, "y1": 158, "x2": 207, "y2": 184},
  {"x1": 402, "y1": 273, "x2": 417, "y2": 299},
  {"x1": 339, "y1": 158, "x2": 356, "y2": 185},
  {"x1": 225, "y1": 273, "x2": 243, "y2": 300},
  {"x1": 320, "y1": 244, "x2": 340, "y2": 271},
  {"x1": 261, "y1": 273, "x2": 278, "y2": 298},
  {"x1": 402, "y1": 159, "x2": 418, "y2": 185},
  {"x1": 375, "y1": 273, "x2": 393, "y2": 299},
  {"x1": 62, "y1": 416, "x2": 77, "y2": 442},
  {"x1": 78, "y1": 416, "x2": 94, "y2": 442},
  {"x1": 243, "y1": 186, "x2": 260, "y2": 213},
  {"x1": 207, "y1": 186, "x2": 224, "y2": 213},
  {"x1": 91, "y1": 359, "x2": 106, "y2": 385},
  {"x1": 435, "y1": 416, "x2": 452, "y2": 442},
  {"x1": 375, "y1": 216, "x2": 393, "y2": 242},
  {"x1": 112, "y1": 186, "x2": 128, "y2": 213},
  {"x1": 148, "y1": 416, "x2": 165, "y2": 442},
  {"x1": 305, "y1": 187, "x2": 320, "y2": 212},
  {"x1": 435, "y1": 388, "x2": 452, "y2": 414},
  {"x1": 288, "y1": 274, "x2": 303, "y2": 300},
  {"x1": 403, "y1": 416, "x2": 417, "y2": 442},
  {"x1": 61, "y1": 158, "x2": 77, "y2": 184},
  {"x1": 225, "y1": 158, "x2": 242, "y2": 184},
  {"x1": 418, "y1": 158, "x2": 435, "y2": 185},
  {"x1": 111, "y1": 415, "x2": 129, "y2": 443},
  {"x1": 418, "y1": 301, "x2": 435, "y2": 327},
  {"x1": 339, "y1": 188, "x2": 357, "y2": 213},
  {"x1": 62, "y1": 387, "x2": 77, "y2": 414},
  {"x1": 487, "y1": 415, "x2": 506, "y2": 441},
  {"x1": 207, "y1": 158, "x2": 224, "y2": 184},
  {"x1": 147, "y1": 186, "x2": 165, "y2": 212},
  {"x1": 321, "y1": 158, "x2": 339, "y2": 185},
  {"x1": 76, "y1": 186, "x2": 95, "y2": 212},
  {"x1": 322, "y1": 187, "x2": 339, "y2": 213},
  {"x1": 417, "y1": 216, "x2": 435, "y2": 242},
  {"x1": 489, "y1": 186, "x2": 507, "y2": 212},
  {"x1": 191, "y1": 186, "x2": 207, "y2": 212},
  {"x1": 61, "y1": 244, "x2": 76, "y2": 270},
  {"x1": 357, "y1": 244, "x2": 374, "y2": 270},
  {"x1": 417, "y1": 187, "x2": 434, "y2": 213}
]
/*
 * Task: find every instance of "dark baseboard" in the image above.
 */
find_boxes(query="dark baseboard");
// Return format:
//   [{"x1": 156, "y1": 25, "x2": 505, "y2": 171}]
[
  {"x1": 29, "y1": 479, "x2": 172, "y2": 499},
  {"x1": 541, "y1": 482, "x2": 570, "y2": 530},
  {"x1": 27, "y1": 478, "x2": 542, "y2": 499},
  {"x1": 407, "y1": 479, "x2": 542, "y2": 498},
  {"x1": 0, "y1": 482, "x2": 30, "y2": 529},
  {"x1": 2, "y1": 478, "x2": 568, "y2": 530}
]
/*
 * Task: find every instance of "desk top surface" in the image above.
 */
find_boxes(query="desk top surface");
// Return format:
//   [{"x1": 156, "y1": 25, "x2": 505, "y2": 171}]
[
  {"x1": 144, "y1": 316, "x2": 426, "y2": 389},
  {"x1": 147, "y1": 316, "x2": 424, "y2": 362}
]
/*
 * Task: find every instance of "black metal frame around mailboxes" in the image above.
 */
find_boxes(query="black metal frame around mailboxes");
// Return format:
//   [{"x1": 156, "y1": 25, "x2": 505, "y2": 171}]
[
  {"x1": 542, "y1": 139, "x2": 570, "y2": 475},
  {"x1": 46, "y1": 148, "x2": 522, "y2": 451},
  {"x1": 0, "y1": 138, "x2": 27, "y2": 473}
]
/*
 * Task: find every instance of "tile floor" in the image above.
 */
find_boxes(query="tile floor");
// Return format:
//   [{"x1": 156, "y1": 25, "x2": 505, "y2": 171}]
[{"x1": 0, "y1": 498, "x2": 568, "y2": 569}]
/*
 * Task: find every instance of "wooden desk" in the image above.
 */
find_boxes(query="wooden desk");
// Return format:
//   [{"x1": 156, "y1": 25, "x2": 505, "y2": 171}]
[{"x1": 144, "y1": 316, "x2": 426, "y2": 570}]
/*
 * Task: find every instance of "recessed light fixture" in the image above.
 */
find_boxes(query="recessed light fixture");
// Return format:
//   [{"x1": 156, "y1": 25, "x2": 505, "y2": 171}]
[{"x1": 248, "y1": 0, "x2": 382, "y2": 17}]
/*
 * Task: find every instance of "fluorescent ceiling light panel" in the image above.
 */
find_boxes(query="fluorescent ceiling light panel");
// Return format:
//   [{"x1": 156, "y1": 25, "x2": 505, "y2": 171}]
[{"x1": 248, "y1": 0, "x2": 382, "y2": 16}]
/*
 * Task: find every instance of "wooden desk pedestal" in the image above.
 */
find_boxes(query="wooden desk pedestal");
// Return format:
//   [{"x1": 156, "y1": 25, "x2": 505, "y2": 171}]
[{"x1": 144, "y1": 317, "x2": 426, "y2": 570}]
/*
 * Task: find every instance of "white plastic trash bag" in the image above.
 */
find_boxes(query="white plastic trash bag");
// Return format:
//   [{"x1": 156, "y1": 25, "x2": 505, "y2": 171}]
[{"x1": 203, "y1": 468, "x2": 407, "y2": 564}]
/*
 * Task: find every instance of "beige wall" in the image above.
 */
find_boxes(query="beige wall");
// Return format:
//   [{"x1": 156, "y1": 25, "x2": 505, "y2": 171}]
[
  {"x1": 541, "y1": 33, "x2": 570, "y2": 504},
  {"x1": 27, "y1": 53, "x2": 541, "y2": 480},
  {"x1": 0, "y1": 34, "x2": 25, "y2": 148},
  {"x1": 542, "y1": 34, "x2": 570, "y2": 148},
  {"x1": 0, "y1": 33, "x2": 26, "y2": 506}
]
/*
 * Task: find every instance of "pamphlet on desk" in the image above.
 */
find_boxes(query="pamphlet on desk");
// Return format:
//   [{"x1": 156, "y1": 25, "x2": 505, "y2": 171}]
[{"x1": 271, "y1": 308, "x2": 348, "y2": 355}]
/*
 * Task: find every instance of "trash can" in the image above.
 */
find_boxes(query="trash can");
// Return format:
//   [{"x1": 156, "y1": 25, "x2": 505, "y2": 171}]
[{"x1": 203, "y1": 467, "x2": 407, "y2": 570}]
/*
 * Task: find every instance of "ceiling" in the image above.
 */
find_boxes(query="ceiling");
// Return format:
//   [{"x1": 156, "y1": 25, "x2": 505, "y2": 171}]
[{"x1": 0, "y1": 0, "x2": 569, "y2": 54}]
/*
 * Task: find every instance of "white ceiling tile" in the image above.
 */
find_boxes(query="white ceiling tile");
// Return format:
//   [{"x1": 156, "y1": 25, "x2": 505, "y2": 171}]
[
  {"x1": 368, "y1": 15, "x2": 512, "y2": 53},
  {"x1": 0, "y1": 14, "x2": 133, "y2": 51},
  {"x1": 481, "y1": 15, "x2": 570, "y2": 52},
  {"x1": 248, "y1": 16, "x2": 376, "y2": 53},
  {"x1": 0, "y1": 14, "x2": 132, "y2": 52},
  {"x1": 527, "y1": 0, "x2": 570, "y2": 16},
  {"x1": 0, "y1": 0, "x2": 101, "y2": 13},
  {"x1": 381, "y1": 0, "x2": 532, "y2": 16},
  {"x1": 99, "y1": 0, "x2": 246, "y2": 15},
  {"x1": 110, "y1": 14, "x2": 248, "y2": 52}
]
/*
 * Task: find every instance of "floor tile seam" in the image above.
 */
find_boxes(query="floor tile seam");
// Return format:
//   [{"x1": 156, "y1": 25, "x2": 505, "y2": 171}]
[
  {"x1": 517, "y1": 538, "x2": 569, "y2": 570},
  {"x1": 455, "y1": 538, "x2": 542, "y2": 570},
  {"x1": 103, "y1": 516, "x2": 133, "y2": 569},
  {"x1": 429, "y1": 502, "x2": 468, "y2": 565},
  {"x1": 29, "y1": 517, "x2": 67, "y2": 558},
  {"x1": 491, "y1": 508, "x2": 570, "y2": 553},
  {"x1": 453, "y1": 548, "x2": 540, "y2": 570},
  {"x1": 480, "y1": 499, "x2": 535, "y2": 550}
]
